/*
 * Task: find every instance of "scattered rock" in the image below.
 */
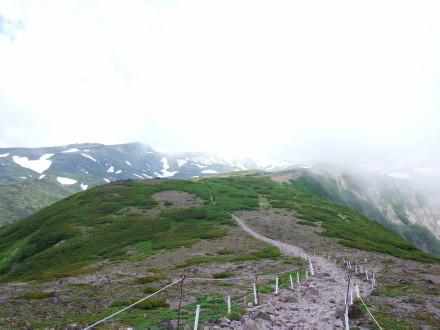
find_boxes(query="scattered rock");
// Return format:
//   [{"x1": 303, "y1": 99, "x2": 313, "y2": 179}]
[
  {"x1": 254, "y1": 311, "x2": 272, "y2": 322},
  {"x1": 348, "y1": 304, "x2": 364, "y2": 318}
]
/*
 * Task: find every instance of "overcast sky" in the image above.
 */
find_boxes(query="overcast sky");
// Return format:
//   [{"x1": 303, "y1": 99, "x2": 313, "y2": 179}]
[{"x1": 1, "y1": 0, "x2": 439, "y2": 162}]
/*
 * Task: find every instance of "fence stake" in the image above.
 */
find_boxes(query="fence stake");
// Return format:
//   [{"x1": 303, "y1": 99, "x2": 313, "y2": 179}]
[
  {"x1": 297, "y1": 272, "x2": 300, "y2": 286},
  {"x1": 344, "y1": 276, "x2": 351, "y2": 330},
  {"x1": 290, "y1": 274, "x2": 294, "y2": 290},
  {"x1": 355, "y1": 284, "x2": 360, "y2": 298},
  {"x1": 227, "y1": 295, "x2": 231, "y2": 314},
  {"x1": 275, "y1": 277, "x2": 279, "y2": 296},
  {"x1": 350, "y1": 287, "x2": 353, "y2": 305},
  {"x1": 253, "y1": 283, "x2": 258, "y2": 306},
  {"x1": 306, "y1": 270, "x2": 308, "y2": 280},
  {"x1": 177, "y1": 275, "x2": 185, "y2": 330},
  {"x1": 194, "y1": 304, "x2": 200, "y2": 330},
  {"x1": 366, "y1": 270, "x2": 369, "y2": 281}
]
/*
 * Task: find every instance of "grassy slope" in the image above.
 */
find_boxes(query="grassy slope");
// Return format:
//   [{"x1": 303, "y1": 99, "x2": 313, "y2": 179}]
[
  {"x1": 0, "y1": 175, "x2": 437, "y2": 282},
  {"x1": 286, "y1": 170, "x2": 440, "y2": 257}
]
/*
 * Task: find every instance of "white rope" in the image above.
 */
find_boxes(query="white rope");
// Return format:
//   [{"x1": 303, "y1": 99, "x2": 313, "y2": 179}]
[
  {"x1": 185, "y1": 268, "x2": 298, "y2": 282},
  {"x1": 84, "y1": 278, "x2": 183, "y2": 329},
  {"x1": 358, "y1": 295, "x2": 383, "y2": 329}
]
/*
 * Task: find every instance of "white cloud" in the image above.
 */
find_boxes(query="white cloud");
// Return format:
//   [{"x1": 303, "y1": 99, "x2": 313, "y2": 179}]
[{"x1": 0, "y1": 0, "x2": 439, "y2": 161}]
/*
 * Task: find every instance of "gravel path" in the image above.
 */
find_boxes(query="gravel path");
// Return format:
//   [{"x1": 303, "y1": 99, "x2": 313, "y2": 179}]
[{"x1": 212, "y1": 214, "x2": 374, "y2": 329}]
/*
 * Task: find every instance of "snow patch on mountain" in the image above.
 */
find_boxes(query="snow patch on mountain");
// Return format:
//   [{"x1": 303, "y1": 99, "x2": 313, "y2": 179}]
[
  {"x1": 57, "y1": 177, "x2": 77, "y2": 185},
  {"x1": 81, "y1": 153, "x2": 97, "y2": 162},
  {"x1": 39, "y1": 174, "x2": 45, "y2": 179},
  {"x1": 62, "y1": 148, "x2": 80, "y2": 153},
  {"x1": 116, "y1": 170, "x2": 122, "y2": 174},
  {"x1": 194, "y1": 163, "x2": 208, "y2": 168},
  {"x1": 107, "y1": 166, "x2": 114, "y2": 173},
  {"x1": 156, "y1": 158, "x2": 178, "y2": 178},
  {"x1": 177, "y1": 159, "x2": 188, "y2": 167},
  {"x1": 79, "y1": 167, "x2": 88, "y2": 174},
  {"x1": 125, "y1": 160, "x2": 132, "y2": 166},
  {"x1": 202, "y1": 169, "x2": 218, "y2": 174},
  {"x1": 254, "y1": 158, "x2": 291, "y2": 170},
  {"x1": 103, "y1": 178, "x2": 110, "y2": 183},
  {"x1": 81, "y1": 183, "x2": 88, "y2": 190},
  {"x1": 12, "y1": 154, "x2": 54, "y2": 174},
  {"x1": 0, "y1": 153, "x2": 9, "y2": 157},
  {"x1": 132, "y1": 173, "x2": 144, "y2": 179}
]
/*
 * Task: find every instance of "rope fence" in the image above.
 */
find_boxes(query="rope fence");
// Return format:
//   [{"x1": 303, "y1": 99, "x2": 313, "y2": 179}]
[
  {"x1": 84, "y1": 278, "x2": 183, "y2": 330},
  {"x1": 82, "y1": 253, "x2": 382, "y2": 329}
]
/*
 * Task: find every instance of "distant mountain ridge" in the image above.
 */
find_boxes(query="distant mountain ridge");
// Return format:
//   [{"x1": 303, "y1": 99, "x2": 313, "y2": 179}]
[{"x1": 0, "y1": 142, "x2": 295, "y2": 225}]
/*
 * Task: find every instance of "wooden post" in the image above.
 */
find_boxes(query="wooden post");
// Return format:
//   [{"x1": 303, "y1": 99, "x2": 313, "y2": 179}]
[
  {"x1": 306, "y1": 270, "x2": 308, "y2": 280},
  {"x1": 355, "y1": 284, "x2": 360, "y2": 298},
  {"x1": 297, "y1": 272, "x2": 300, "y2": 286},
  {"x1": 177, "y1": 275, "x2": 185, "y2": 330},
  {"x1": 290, "y1": 274, "x2": 294, "y2": 290},
  {"x1": 275, "y1": 277, "x2": 279, "y2": 296},
  {"x1": 227, "y1": 295, "x2": 231, "y2": 314}
]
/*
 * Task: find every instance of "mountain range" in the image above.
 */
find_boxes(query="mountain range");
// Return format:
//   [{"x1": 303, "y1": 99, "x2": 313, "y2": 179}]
[{"x1": 0, "y1": 142, "x2": 294, "y2": 225}]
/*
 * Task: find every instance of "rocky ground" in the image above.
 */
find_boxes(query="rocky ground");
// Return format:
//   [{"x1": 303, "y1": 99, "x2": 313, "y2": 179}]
[
  {"x1": 0, "y1": 192, "x2": 439, "y2": 329},
  {"x1": 202, "y1": 213, "x2": 373, "y2": 329}
]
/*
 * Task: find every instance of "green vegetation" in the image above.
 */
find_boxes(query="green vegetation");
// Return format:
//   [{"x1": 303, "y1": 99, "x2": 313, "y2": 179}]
[
  {"x1": 180, "y1": 246, "x2": 282, "y2": 267},
  {"x1": 217, "y1": 248, "x2": 233, "y2": 255},
  {"x1": 132, "y1": 275, "x2": 166, "y2": 284},
  {"x1": 297, "y1": 220, "x2": 319, "y2": 227},
  {"x1": 0, "y1": 174, "x2": 437, "y2": 282},
  {"x1": 23, "y1": 291, "x2": 55, "y2": 299},
  {"x1": 110, "y1": 297, "x2": 168, "y2": 310},
  {"x1": 0, "y1": 180, "x2": 233, "y2": 281},
  {"x1": 212, "y1": 272, "x2": 234, "y2": 279},
  {"x1": 143, "y1": 286, "x2": 160, "y2": 293}
]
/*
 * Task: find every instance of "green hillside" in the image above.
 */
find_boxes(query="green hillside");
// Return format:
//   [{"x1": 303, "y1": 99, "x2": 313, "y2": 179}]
[
  {"x1": 286, "y1": 169, "x2": 440, "y2": 257},
  {"x1": 0, "y1": 175, "x2": 437, "y2": 282}
]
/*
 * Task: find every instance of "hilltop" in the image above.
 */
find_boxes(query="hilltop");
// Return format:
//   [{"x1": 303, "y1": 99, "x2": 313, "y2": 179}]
[{"x1": 0, "y1": 173, "x2": 438, "y2": 328}]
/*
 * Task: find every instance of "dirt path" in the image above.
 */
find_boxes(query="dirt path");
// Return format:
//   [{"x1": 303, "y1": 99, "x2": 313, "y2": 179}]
[{"x1": 219, "y1": 214, "x2": 374, "y2": 329}]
